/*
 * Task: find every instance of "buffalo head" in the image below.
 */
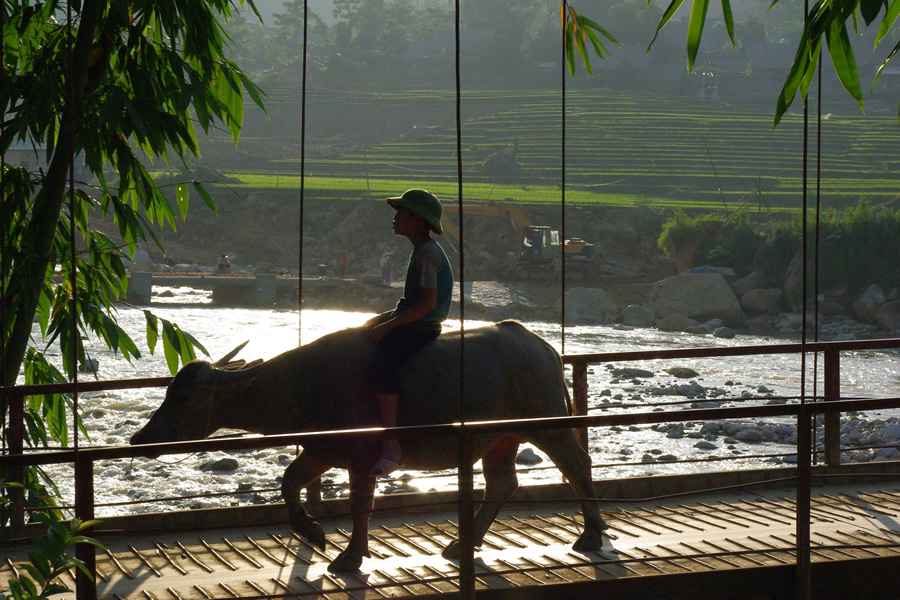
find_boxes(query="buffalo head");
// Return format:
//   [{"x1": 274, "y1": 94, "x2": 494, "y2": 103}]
[{"x1": 130, "y1": 342, "x2": 259, "y2": 447}]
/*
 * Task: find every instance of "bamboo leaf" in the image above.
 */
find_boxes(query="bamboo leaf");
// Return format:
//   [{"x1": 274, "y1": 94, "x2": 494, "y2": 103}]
[
  {"x1": 36, "y1": 286, "x2": 52, "y2": 336},
  {"x1": 576, "y1": 27, "x2": 594, "y2": 76},
  {"x1": 182, "y1": 330, "x2": 209, "y2": 358},
  {"x1": 177, "y1": 328, "x2": 196, "y2": 362},
  {"x1": 873, "y1": 38, "x2": 899, "y2": 86},
  {"x1": 117, "y1": 327, "x2": 141, "y2": 361},
  {"x1": 775, "y1": 36, "x2": 819, "y2": 126},
  {"x1": 581, "y1": 15, "x2": 621, "y2": 47},
  {"x1": 721, "y1": 0, "x2": 735, "y2": 46},
  {"x1": 235, "y1": 69, "x2": 268, "y2": 113},
  {"x1": 144, "y1": 311, "x2": 159, "y2": 354},
  {"x1": 875, "y1": 0, "x2": 900, "y2": 46},
  {"x1": 687, "y1": 0, "x2": 711, "y2": 71},
  {"x1": 648, "y1": 0, "x2": 686, "y2": 53},
  {"x1": 562, "y1": 8, "x2": 618, "y2": 76},
  {"x1": 799, "y1": 41, "x2": 823, "y2": 100},
  {"x1": 162, "y1": 322, "x2": 180, "y2": 374},
  {"x1": 871, "y1": 40, "x2": 900, "y2": 122},
  {"x1": 19, "y1": 574, "x2": 39, "y2": 595},
  {"x1": 175, "y1": 183, "x2": 189, "y2": 220},
  {"x1": 825, "y1": 19, "x2": 864, "y2": 112},
  {"x1": 192, "y1": 180, "x2": 217, "y2": 214},
  {"x1": 585, "y1": 27, "x2": 610, "y2": 59},
  {"x1": 860, "y1": 0, "x2": 884, "y2": 25}
]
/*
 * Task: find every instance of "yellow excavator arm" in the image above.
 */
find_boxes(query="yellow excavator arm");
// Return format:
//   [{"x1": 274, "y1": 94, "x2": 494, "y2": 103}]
[{"x1": 439, "y1": 202, "x2": 532, "y2": 249}]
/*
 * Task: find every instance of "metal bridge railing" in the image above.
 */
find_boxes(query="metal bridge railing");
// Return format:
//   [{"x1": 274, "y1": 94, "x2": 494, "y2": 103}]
[{"x1": 1, "y1": 337, "x2": 898, "y2": 599}]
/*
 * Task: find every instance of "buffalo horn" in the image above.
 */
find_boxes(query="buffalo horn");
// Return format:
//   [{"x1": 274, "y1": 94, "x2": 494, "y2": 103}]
[
  {"x1": 214, "y1": 340, "x2": 250, "y2": 366},
  {"x1": 196, "y1": 362, "x2": 256, "y2": 386}
]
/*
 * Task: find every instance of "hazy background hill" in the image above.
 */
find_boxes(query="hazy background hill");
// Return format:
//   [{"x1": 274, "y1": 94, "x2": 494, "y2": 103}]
[{"x1": 84, "y1": 0, "x2": 898, "y2": 291}]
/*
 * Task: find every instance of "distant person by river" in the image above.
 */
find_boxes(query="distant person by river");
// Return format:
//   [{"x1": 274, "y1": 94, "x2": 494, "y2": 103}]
[
  {"x1": 215, "y1": 254, "x2": 231, "y2": 274},
  {"x1": 380, "y1": 250, "x2": 394, "y2": 283}
]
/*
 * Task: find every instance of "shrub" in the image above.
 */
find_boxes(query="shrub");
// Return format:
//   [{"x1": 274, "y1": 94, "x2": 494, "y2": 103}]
[
  {"x1": 757, "y1": 219, "x2": 802, "y2": 279},
  {"x1": 759, "y1": 201, "x2": 900, "y2": 292},
  {"x1": 658, "y1": 209, "x2": 761, "y2": 274},
  {"x1": 1, "y1": 487, "x2": 104, "y2": 600},
  {"x1": 819, "y1": 202, "x2": 900, "y2": 290}
]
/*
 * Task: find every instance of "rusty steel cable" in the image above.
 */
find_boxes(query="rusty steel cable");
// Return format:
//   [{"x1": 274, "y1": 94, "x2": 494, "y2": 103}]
[
  {"x1": 1, "y1": 1, "x2": 6, "y2": 448},
  {"x1": 297, "y1": 0, "x2": 308, "y2": 346},
  {"x1": 560, "y1": 1, "x2": 568, "y2": 357},
  {"x1": 66, "y1": 3, "x2": 80, "y2": 453}
]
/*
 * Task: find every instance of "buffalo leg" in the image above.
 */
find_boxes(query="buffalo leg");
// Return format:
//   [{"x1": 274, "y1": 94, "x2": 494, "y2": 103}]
[
  {"x1": 442, "y1": 435, "x2": 519, "y2": 559},
  {"x1": 327, "y1": 459, "x2": 376, "y2": 572},
  {"x1": 282, "y1": 452, "x2": 330, "y2": 550},
  {"x1": 530, "y1": 430, "x2": 607, "y2": 551}
]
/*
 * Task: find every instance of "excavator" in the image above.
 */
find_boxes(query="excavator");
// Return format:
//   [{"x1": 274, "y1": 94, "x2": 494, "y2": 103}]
[{"x1": 438, "y1": 202, "x2": 594, "y2": 280}]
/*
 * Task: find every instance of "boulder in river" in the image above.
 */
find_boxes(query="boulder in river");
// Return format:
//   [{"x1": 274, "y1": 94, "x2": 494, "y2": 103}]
[
  {"x1": 556, "y1": 287, "x2": 618, "y2": 324},
  {"x1": 875, "y1": 300, "x2": 900, "y2": 332},
  {"x1": 854, "y1": 284, "x2": 886, "y2": 323},
  {"x1": 649, "y1": 272, "x2": 744, "y2": 326}
]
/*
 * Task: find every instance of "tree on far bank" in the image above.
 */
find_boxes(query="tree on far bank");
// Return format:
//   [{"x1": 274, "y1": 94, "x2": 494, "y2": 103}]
[
  {"x1": 1, "y1": 0, "x2": 265, "y2": 503},
  {"x1": 640, "y1": 0, "x2": 898, "y2": 123}
]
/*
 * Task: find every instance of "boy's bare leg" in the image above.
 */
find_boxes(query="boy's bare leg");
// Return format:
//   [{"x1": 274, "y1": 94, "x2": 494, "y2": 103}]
[{"x1": 371, "y1": 392, "x2": 401, "y2": 476}]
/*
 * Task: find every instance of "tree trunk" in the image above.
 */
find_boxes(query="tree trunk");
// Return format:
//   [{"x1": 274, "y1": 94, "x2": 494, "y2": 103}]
[{"x1": 1, "y1": 0, "x2": 104, "y2": 388}]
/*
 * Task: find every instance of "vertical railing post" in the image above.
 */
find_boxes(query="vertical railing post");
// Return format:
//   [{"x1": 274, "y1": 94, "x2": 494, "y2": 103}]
[
  {"x1": 571, "y1": 360, "x2": 588, "y2": 451},
  {"x1": 796, "y1": 402, "x2": 812, "y2": 599},
  {"x1": 823, "y1": 348, "x2": 841, "y2": 466},
  {"x1": 74, "y1": 452, "x2": 97, "y2": 600},
  {"x1": 8, "y1": 393, "x2": 25, "y2": 530}
]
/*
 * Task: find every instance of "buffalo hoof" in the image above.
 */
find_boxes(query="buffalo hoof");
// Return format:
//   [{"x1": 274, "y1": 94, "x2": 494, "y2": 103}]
[
  {"x1": 441, "y1": 540, "x2": 461, "y2": 559},
  {"x1": 291, "y1": 516, "x2": 326, "y2": 551},
  {"x1": 327, "y1": 549, "x2": 363, "y2": 573},
  {"x1": 572, "y1": 530, "x2": 604, "y2": 552}
]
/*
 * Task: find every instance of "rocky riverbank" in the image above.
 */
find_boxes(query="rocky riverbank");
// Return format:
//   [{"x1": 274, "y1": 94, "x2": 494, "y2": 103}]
[
  {"x1": 295, "y1": 275, "x2": 898, "y2": 341},
  {"x1": 121, "y1": 197, "x2": 898, "y2": 340}
]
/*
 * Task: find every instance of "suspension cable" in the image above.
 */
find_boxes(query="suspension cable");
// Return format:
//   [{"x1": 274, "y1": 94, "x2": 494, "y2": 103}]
[
  {"x1": 560, "y1": 1, "x2": 568, "y2": 356},
  {"x1": 797, "y1": 0, "x2": 814, "y2": 595},
  {"x1": 1, "y1": 3, "x2": 6, "y2": 391},
  {"x1": 298, "y1": 0, "x2": 309, "y2": 346},
  {"x1": 453, "y1": 2, "x2": 476, "y2": 598},
  {"x1": 66, "y1": 0, "x2": 80, "y2": 452},
  {"x1": 1, "y1": 1, "x2": 6, "y2": 453},
  {"x1": 812, "y1": 53, "x2": 824, "y2": 465},
  {"x1": 454, "y1": 2, "x2": 465, "y2": 411}
]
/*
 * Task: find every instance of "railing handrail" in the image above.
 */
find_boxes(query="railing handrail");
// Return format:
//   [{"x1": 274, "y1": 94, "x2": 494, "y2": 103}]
[
  {"x1": 2, "y1": 395, "x2": 898, "y2": 470},
  {"x1": 562, "y1": 337, "x2": 900, "y2": 364},
  {"x1": 0, "y1": 337, "x2": 895, "y2": 399},
  {"x1": 0, "y1": 376, "x2": 172, "y2": 399}
]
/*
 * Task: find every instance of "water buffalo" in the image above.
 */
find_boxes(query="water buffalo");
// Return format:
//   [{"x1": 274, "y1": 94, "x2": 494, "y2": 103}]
[{"x1": 131, "y1": 320, "x2": 607, "y2": 572}]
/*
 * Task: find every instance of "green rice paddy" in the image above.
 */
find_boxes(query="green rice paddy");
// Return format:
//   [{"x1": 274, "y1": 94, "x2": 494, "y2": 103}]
[{"x1": 219, "y1": 89, "x2": 899, "y2": 213}]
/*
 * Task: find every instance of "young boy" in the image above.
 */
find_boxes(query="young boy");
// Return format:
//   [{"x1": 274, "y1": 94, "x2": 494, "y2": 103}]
[{"x1": 365, "y1": 189, "x2": 453, "y2": 477}]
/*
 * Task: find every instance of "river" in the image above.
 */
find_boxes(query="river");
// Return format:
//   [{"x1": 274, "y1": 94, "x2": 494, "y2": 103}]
[{"x1": 34, "y1": 287, "x2": 900, "y2": 517}]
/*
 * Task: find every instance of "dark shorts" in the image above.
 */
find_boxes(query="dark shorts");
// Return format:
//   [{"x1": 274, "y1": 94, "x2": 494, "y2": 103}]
[{"x1": 371, "y1": 321, "x2": 442, "y2": 394}]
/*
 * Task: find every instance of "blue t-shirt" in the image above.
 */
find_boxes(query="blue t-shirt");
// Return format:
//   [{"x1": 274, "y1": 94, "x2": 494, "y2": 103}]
[{"x1": 393, "y1": 238, "x2": 453, "y2": 323}]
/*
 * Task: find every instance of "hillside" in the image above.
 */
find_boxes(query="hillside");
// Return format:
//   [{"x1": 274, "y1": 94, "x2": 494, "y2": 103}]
[{"x1": 207, "y1": 88, "x2": 900, "y2": 212}]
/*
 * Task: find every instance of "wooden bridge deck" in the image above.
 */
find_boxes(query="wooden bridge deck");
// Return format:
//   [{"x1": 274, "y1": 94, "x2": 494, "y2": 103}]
[{"x1": 5, "y1": 478, "x2": 900, "y2": 599}]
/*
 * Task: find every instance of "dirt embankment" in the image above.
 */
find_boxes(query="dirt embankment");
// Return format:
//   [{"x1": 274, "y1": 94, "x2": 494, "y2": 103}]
[{"x1": 97, "y1": 188, "x2": 674, "y2": 311}]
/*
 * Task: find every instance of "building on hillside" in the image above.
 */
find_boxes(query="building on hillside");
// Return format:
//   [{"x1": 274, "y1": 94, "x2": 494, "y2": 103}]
[{"x1": 6, "y1": 138, "x2": 90, "y2": 182}]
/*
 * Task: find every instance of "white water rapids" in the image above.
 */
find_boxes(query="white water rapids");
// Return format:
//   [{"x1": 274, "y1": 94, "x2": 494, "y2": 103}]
[{"x1": 28, "y1": 287, "x2": 900, "y2": 517}]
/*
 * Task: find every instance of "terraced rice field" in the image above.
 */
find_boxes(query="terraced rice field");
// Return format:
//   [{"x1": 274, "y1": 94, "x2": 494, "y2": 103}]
[{"x1": 224, "y1": 89, "x2": 899, "y2": 211}]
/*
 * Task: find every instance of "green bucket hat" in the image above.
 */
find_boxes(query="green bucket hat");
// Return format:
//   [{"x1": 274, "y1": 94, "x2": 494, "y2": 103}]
[{"x1": 386, "y1": 189, "x2": 444, "y2": 235}]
